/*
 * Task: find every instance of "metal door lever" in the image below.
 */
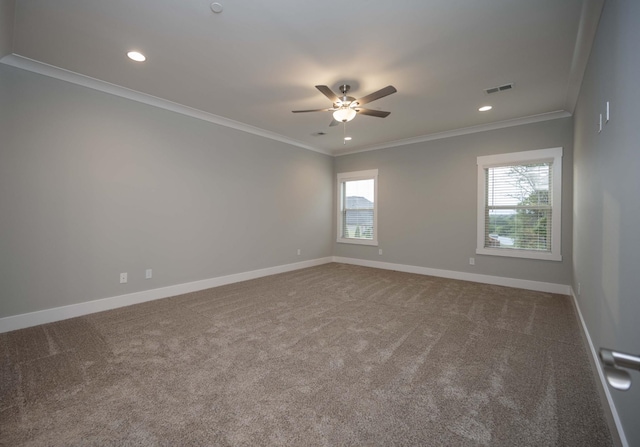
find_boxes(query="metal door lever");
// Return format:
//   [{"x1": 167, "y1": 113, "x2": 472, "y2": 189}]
[{"x1": 599, "y1": 348, "x2": 640, "y2": 391}]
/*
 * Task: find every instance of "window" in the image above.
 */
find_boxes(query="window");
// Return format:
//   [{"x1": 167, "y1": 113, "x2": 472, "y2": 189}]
[
  {"x1": 477, "y1": 147, "x2": 562, "y2": 261},
  {"x1": 337, "y1": 169, "x2": 378, "y2": 246}
]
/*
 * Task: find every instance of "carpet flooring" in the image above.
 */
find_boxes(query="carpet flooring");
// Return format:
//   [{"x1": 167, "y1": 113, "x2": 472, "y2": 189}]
[{"x1": 1, "y1": 263, "x2": 613, "y2": 446}]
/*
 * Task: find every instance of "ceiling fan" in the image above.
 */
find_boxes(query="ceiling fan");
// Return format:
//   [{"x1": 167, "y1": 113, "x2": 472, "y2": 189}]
[{"x1": 292, "y1": 84, "x2": 397, "y2": 126}]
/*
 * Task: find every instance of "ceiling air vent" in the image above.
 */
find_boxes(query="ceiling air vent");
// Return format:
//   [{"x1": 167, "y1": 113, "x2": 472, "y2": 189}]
[{"x1": 484, "y1": 83, "x2": 514, "y2": 94}]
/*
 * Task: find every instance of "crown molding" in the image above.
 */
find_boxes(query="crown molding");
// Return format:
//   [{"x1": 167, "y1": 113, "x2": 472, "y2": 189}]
[
  {"x1": 564, "y1": 0, "x2": 605, "y2": 114},
  {"x1": 0, "y1": 54, "x2": 332, "y2": 156},
  {"x1": 332, "y1": 110, "x2": 572, "y2": 156},
  {"x1": 1, "y1": 54, "x2": 574, "y2": 159}
]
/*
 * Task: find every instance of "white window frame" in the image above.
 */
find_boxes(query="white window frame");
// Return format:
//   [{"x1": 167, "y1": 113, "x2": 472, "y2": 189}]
[
  {"x1": 476, "y1": 147, "x2": 562, "y2": 261},
  {"x1": 337, "y1": 169, "x2": 379, "y2": 246}
]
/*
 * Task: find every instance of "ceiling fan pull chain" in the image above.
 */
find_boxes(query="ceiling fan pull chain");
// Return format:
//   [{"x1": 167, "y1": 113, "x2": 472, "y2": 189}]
[{"x1": 343, "y1": 122, "x2": 346, "y2": 144}]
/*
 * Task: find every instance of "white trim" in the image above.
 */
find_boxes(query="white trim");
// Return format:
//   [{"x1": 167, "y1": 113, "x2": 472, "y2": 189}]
[
  {"x1": 336, "y1": 239, "x2": 378, "y2": 246},
  {"x1": 570, "y1": 288, "x2": 628, "y2": 447},
  {"x1": 336, "y1": 169, "x2": 379, "y2": 246},
  {"x1": 476, "y1": 147, "x2": 563, "y2": 262},
  {"x1": 1, "y1": 254, "x2": 624, "y2": 445},
  {"x1": 0, "y1": 256, "x2": 569, "y2": 333},
  {"x1": 475, "y1": 247, "x2": 562, "y2": 262},
  {"x1": 0, "y1": 55, "x2": 575, "y2": 159},
  {"x1": 0, "y1": 257, "x2": 333, "y2": 334},
  {"x1": 564, "y1": 0, "x2": 605, "y2": 114},
  {"x1": 0, "y1": 54, "x2": 331, "y2": 156},
  {"x1": 1, "y1": 256, "x2": 622, "y2": 444},
  {"x1": 476, "y1": 147, "x2": 563, "y2": 167},
  {"x1": 332, "y1": 256, "x2": 570, "y2": 295},
  {"x1": 333, "y1": 111, "x2": 572, "y2": 156},
  {"x1": 336, "y1": 169, "x2": 379, "y2": 180}
]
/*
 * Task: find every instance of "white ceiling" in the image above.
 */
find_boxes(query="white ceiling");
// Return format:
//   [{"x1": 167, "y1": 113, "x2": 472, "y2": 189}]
[{"x1": 2, "y1": 0, "x2": 602, "y2": 155}]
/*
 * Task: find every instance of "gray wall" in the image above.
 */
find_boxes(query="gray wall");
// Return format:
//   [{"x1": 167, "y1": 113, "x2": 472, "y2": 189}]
[
  {"x1": 573, "y1": 0, "x2": 640, "y2": 445},
  {"x1": 0, "y1": 0, "x2": 15, "y2": 58},
  {"x1": 334, "y1": 118, "x2": 574, "y2": 286},
  {"x1": 0, "y1": 64, "x2": 333, "y2": 318}
]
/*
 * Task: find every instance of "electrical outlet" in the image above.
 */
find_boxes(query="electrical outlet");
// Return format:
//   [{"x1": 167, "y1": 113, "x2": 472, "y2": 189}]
[
  {"x1": 145, "y1": 269, "x2": 152, "y2": 279},
  {"x1": 120, "y1": 272, "x2": 127, "y2": 284},
  {"x1": 469, "y1": 257, "x2": 475, "y2": 265},
  {"x1": 379, "y1": 249, "x2": 383, "y2": 255},
  {"x1": 297, "y1": 249, "x2": 301, "y2": 256}
]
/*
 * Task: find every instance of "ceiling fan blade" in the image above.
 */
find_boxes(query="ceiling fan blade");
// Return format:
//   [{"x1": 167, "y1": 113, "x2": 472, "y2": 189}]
[
  {"x1": 291, "y1": 108, "x2": 333, "y2": 113},
  {"x1": 315, "y1": 85, "x2": 340, "y2": 103},
  {"x1": 329, "y1": 118, "x2": 340, "y2": 127},
  {"x1": 355, "y1": 108, "x2": 391, "y2": 118},
  {"x1": 354, "y1": 85, "x2": 397, "y2": 106}
]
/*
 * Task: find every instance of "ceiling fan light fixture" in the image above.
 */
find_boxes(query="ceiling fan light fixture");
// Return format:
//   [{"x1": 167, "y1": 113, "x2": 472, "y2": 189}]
[
  {"x1": 292, "y1": 84, "x2": 396, "y2": 125},
  {"x1": 333, "y1": 107, "x2": 357, "y2": 123}
]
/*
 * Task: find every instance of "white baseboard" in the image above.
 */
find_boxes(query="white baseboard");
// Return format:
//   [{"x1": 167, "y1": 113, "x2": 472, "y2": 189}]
[
  {"x1": 570, "y1": 288, "x2": 628, "y2": 447},
  {"x1": 332, "y1": 257, "x2": 571, "y2": 295},
  {"x1": 0, "y1": 257, "x2": 333, "y2": 334},
  {"x1": 2, "y1": 255, "x2": 624, "y2": 444},
  {"x1": 0, "y1": 256, "x2": 571, "y2": 333}
]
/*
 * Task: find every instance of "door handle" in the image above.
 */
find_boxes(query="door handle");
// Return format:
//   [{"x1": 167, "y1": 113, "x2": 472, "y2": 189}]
[{"x1": 599, "y1": 348, "x2": 640, "y2": 391}]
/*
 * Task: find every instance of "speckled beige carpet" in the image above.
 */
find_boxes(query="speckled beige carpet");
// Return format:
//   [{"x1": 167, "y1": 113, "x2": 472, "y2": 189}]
[{"x1": 1, "y1": 263, "x2": 613, "y2": 446}]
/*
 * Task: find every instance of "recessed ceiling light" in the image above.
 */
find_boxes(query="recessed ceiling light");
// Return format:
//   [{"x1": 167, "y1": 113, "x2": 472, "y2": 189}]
[
  {"x1": 210, "y1": 2, "x2": 223, "y2": 13},
  {"x1": 127, "y1": 51, "x2": 146, "y2": 62},
  {"x1": 344, "y1": 136, "x2": 352, "y2": 141},
  {"x1": 479, "y1": 105, "x2": 492, "y2": 112}
]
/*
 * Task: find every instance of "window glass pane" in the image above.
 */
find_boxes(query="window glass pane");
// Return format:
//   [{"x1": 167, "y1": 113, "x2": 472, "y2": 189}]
[
  {"x1": 486, "y1": 209, "x2": 552, "y2": 251},
  {"x1": 343, "y1": 179, "x2": 374, "y2": 240},
  {"x1": 486, "y1": 164, "x2": 550, "y2": 206},
  {"x1": 485, "y1": 162, "x2": 552, "y2": 252},
  {"x1": 337, "y1": 170, "x2": 378, "y2": 245},
  {"x1": 345, "y1": 179, "x2": 374, "y2": 205}
]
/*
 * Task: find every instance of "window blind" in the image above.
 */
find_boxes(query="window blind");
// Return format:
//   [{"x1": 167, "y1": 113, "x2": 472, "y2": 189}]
[{"x1": 484, "y1": 162, "x2": 552, "y2": 252}]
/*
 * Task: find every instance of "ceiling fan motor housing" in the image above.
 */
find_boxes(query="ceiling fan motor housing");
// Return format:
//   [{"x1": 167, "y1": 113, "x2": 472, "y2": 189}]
[{"x1": 335, "y1": 96, "x2": 357, "y2": 107}]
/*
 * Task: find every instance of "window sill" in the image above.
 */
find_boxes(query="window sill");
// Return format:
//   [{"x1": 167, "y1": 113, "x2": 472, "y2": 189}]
[
  {"x1": 476, "y1": 247, "x2": 562, "y2": 261},
  {"x1": 337, "y1": 238, "x2": 378, "y2": 246}
]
